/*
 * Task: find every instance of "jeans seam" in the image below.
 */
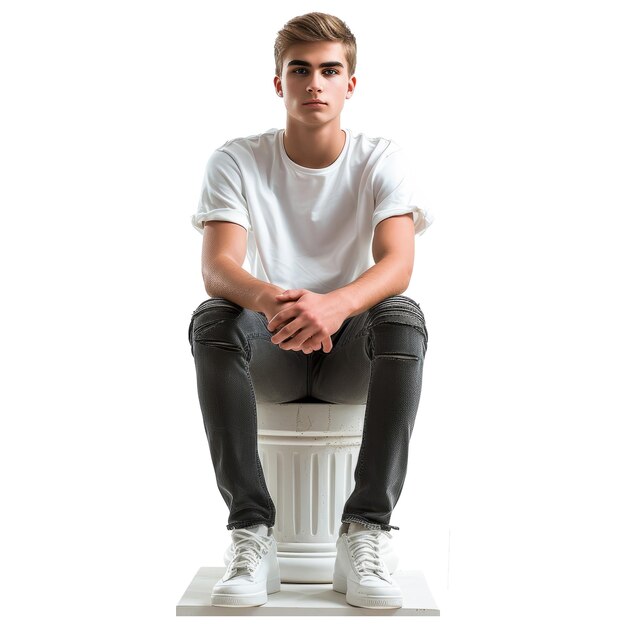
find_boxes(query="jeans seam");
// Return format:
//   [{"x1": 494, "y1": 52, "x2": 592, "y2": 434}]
[
  {"x1": 306, "y1": 352, "x2": 312, "y2": 396},
  {"x1": 241, "y1": 334, "x2": 276, "y2": 525},
  {"x1": 188, "y1": 318, "x2": 195, "y2": 356},
  {"x1": 355, "y1": 328, "x2": 376, "y2": 481}
]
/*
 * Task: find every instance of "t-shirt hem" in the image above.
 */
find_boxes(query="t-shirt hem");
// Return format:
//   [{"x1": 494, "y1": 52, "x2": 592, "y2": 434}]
[
  {"x1": 372, "y1": 206, "x2": 434, "y2": 236},
  {"x1": 190, "y1": 213, "x2": 250, "y2": 234}
]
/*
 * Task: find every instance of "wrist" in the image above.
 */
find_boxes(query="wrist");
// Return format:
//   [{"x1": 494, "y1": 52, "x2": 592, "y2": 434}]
[
  {"x1": 255, "y1": 285, "x2": 284, "y2": 314},
  {"x1": 328, "y1": 288, "x2": 356, "y2": 319}
]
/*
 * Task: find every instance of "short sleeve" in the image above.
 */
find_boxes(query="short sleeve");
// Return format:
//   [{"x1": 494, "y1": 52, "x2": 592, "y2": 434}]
[
  {"x1": 371, "y1": 146, "x2": 434, "y2": 237},
  {"x1": 190, "y1": 149, "x2": 252, "y2": 234}
]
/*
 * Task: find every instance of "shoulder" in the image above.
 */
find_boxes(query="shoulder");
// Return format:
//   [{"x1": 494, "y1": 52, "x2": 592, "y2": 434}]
[
  {"x1": 216, "y1": 128, "x2": 280, "y2": 154},
  {"x1": 347, "y1": 128, "x2": 402, "y2": 162},
  {"x1": 208, "y1": 128, "x2": 280, "y2": 171}
]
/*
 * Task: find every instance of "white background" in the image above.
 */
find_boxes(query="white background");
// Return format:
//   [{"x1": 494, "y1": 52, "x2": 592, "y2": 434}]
[{"x1": 1, "y1": 1, "x2": 625, "y2": 624}]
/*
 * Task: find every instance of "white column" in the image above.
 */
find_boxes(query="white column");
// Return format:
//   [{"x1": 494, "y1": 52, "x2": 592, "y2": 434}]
[{"x1": 256, "y1": 401, "x2": 365, "y2": 583}]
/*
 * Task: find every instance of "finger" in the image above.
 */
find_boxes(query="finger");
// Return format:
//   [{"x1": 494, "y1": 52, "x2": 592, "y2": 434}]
[
  {"x1": 288, "y1": 326, "x2": 317, "y2": 351},
  {"x1": 280, "y1": 335, "x2": 301, "y2": 350},
  {"x1": 296, "y1": 333, "x2": 317, "y2": 353},
  {"x1": 287, "y1": 328, "x2": 314, "y2": 351},
  {"x1": 276, "y1": 289, "x2": 304, "y2": 299},
  {"x1": 302, "y1": 333, "x2": 324, "y2": 352},
  {"x1": 272, "y1": 322, "x2": 300, "y2": 346},
  {"x1": 269, "y1": 301, "x2": 300, "y2": 330},
  {"x1": 268, "y1": 314, "x2": 290, "y2": 332},
  {"x1": 322, "y1": 336, "x2": 333, "y2": 353},
  {"x1": 267, "y1": 313, "x2": 281, "y2": 332}
]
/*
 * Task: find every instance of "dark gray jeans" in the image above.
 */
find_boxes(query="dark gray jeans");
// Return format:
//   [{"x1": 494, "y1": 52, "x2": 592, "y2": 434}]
[{"x1": 187, "y1": 294, "x2": 428, "y2": 532}]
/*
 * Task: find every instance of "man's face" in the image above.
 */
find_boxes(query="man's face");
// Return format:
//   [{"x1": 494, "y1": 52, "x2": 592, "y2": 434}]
[{"x1": 274, "y1": 41, "x2": 356, "y2": 126}]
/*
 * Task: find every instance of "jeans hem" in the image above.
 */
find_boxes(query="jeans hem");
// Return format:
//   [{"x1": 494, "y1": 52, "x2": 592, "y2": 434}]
[
  {"x1": 226, "y1": 519, "x2": 274, "y2": 531},
  {"x1": 341, "y1": 514, "x2": 399, "y2": 531}
]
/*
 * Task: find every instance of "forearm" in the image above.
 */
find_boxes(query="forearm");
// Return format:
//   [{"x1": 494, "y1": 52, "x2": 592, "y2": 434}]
[
  {"x1": 332, "y1": 255, "x2": 411, "y2": 318},
  {"x1": 203, "y1": 256, "x2": 284, "y2": 313}
]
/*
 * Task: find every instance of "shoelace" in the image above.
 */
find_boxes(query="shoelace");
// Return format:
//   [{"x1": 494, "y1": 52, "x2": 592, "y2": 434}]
[
  {"x1": 346, "y1": 529, "x2": 392, "y2": 581},
  {"x1": 224, "y1": 528, "x2": 271, "y2": 580}
]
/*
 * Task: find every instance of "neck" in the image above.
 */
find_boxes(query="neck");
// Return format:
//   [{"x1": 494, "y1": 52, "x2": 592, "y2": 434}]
[{"x1": 282, "y1": 121, "x2": 346, "y2": 169}]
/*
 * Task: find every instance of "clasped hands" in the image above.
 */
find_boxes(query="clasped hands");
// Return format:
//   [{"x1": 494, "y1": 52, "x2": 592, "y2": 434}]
[{"x1": 264, "y1": 289, "x2": 348, "y2": 354}]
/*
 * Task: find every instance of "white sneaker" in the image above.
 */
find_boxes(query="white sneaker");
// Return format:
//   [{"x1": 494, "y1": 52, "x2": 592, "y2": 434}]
[
  {"x1": 211, "y1": 525, "x2": 281, "y2": 607},
  {"x1": 333, "y1": 521, "x2": 403, "y2": 609}
]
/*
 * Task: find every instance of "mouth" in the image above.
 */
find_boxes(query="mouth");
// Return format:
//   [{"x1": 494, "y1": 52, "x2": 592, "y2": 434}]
[{"x1": 303, "y1": 100, "x2": 326, "y2": 105}]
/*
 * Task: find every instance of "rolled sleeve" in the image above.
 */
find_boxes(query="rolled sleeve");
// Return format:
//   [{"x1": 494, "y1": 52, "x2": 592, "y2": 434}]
[
  {"x1": 372, "y1": 146, "x2": 434, "y2": 237},
  {"x1": 190, "y1": 149, "x2": 252, "y2": 234}
]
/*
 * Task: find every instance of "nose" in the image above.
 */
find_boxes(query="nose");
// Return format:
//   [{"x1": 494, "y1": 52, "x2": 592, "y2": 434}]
[{"x1": 306, "y1": 76, "x2": 322, "y2": 94}]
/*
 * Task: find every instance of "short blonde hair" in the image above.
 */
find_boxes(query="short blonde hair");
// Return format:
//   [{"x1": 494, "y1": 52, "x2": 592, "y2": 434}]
[{"x1": 274, "y1": 12, "x2": 357, "y2": 78}]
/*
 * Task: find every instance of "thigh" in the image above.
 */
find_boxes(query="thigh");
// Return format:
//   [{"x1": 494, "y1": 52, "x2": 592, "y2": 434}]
[
  {"x1": 310, "y1": 295, "x2": 428, "y2": 404},
  {"x1": 310, "y1": 309, "x2": 371, "y2": 404},
  {"x1": 188, "y1": 297, "x2": 308, "y2": 403}
]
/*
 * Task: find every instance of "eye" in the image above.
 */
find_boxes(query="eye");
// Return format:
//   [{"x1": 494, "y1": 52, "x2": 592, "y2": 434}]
[{"x1": 292, "y1": 68, "x2": 339, "y2": 75}]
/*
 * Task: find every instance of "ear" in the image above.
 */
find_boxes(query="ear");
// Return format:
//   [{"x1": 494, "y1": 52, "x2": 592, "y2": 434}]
[
  {"x1": 346, "y1": 75, "x2": 357, "y2": 98},
  {"x1": 274, "y1": 76, "x2": 283, "y2": 97}
]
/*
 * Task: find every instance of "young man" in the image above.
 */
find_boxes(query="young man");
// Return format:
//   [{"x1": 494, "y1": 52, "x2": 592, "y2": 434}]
[{"x1": 188, "y1": 12, "x2": 433, "y2": 609}]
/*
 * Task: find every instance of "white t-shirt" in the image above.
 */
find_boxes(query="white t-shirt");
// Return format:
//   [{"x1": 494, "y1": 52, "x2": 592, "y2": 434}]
[{"x1": 191, "y1": 127, "x2": 433, "y2": 294}]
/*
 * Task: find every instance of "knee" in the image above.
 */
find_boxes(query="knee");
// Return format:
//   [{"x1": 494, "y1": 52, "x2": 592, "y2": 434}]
[
  {"x1": 188, "y1": 298, "x2": 246, "y2": 354},
  {"x1": 367, "y1": 295, "x2": 428, "y2": 358}
]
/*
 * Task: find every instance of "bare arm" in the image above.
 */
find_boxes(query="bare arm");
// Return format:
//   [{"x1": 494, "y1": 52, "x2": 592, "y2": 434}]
[
  {"x1": 201, "y1": 220, "x2": 284, "y2": 313},
  {"x1": 331, "y1": 213, "x2": 415, "y2": 317},
  {"x1": 268, "y1": 214, "x2": 416, "y2": 353}
]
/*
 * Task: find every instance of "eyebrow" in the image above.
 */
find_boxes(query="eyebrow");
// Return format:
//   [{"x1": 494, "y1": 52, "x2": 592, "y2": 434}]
[{"x1": 287, "y1": 60, "x2": 344, "y2": 69}]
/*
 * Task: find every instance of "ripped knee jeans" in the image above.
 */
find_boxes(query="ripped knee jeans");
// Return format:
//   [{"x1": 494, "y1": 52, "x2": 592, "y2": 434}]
[{"x1": 188, "y1": 294, "x2": 428, "y2": 532}]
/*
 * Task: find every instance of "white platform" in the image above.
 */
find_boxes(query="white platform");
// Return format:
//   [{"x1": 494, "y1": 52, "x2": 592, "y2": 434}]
[{"x1": 176, "y1": 566, "x2": 440, "y2": 616}]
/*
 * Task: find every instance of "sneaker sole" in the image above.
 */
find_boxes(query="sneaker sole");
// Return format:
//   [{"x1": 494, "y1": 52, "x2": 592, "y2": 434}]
[
  {"x1": 211, "y1": 576, "x2": 281, "y2": 607},
  {"x1": 333, "y1": 573, "x2": 403, "y2": 609}
]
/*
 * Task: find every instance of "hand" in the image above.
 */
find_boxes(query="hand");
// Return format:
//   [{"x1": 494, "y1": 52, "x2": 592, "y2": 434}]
[
  {"x1": 260, "y1": 291, "x2": 312, "y2": 346},
  {"x1": 267, "y1": 289, "x2": 349, "y2": 353}
]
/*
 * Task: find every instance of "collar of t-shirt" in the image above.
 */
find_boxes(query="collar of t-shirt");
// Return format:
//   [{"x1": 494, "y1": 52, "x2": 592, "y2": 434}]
[{"x1": 279, "y1": 128, "x2": 350, "y2": 175}]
